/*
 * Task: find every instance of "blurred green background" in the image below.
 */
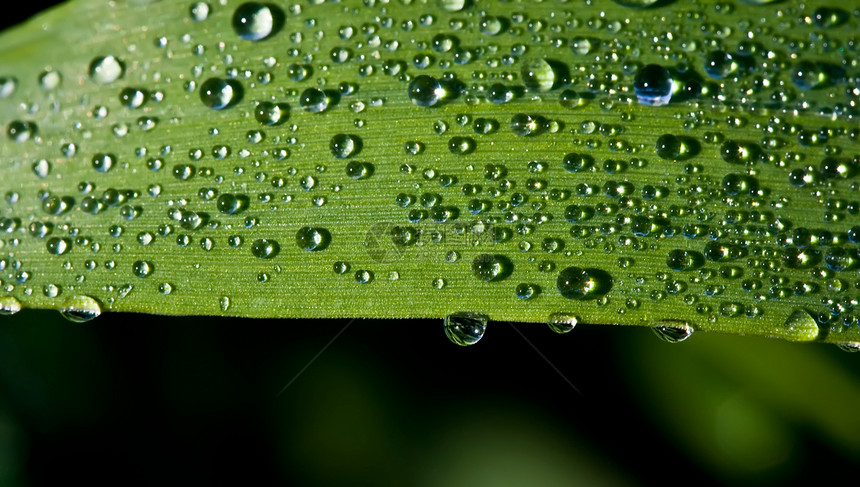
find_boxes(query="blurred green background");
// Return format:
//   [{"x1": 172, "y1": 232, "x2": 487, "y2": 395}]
[
  {"x1": 2, "y1": 2, "x2": 860, "y2": 485},
  {"x1": 1, "y1": 309, "x2": 858, "y2": 486}
]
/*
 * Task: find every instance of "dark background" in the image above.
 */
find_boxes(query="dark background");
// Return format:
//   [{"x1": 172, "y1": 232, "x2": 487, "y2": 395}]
[{"x1": 2, "y1": 2, "x2": 860, "y2": 486}]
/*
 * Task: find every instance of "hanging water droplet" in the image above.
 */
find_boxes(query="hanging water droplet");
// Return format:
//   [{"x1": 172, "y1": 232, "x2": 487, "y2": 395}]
[
  {"x1": 296, "y1": 226, "x2": 330, "y2": 251},
  {"x1": 557, "y1": 266, "x2": 613, "y2": 300},
  {"x1": 444, "y1": 312, "x2": 488, "y2": 346},
  {"x1": 547, "y1": 313, "x2": 578, "y2": 334},
  {"x1": 200, "y1": 78, "x2": 242, "y2": 110},
  {"x1": 836, "y1": 342, "x2": 860, "y2": 353},
  {"x1": 89, "y1": 56, "x2": 125, "y2": 84},
  {"x1": 777, "y1": 309, "x2": 820, "y2": 342},
  {"x1": 0, "y1": 295, "x2": 21, "y2": 315},
  {"x1": 60, "y1": 295, "x2": 102, "y2": 323},
  {"x1": 652, "y1": 320, "x2": 695, "y2": 343},
  {"x1": 232, "y1": 2, "x2": 281, "y2": 41}
]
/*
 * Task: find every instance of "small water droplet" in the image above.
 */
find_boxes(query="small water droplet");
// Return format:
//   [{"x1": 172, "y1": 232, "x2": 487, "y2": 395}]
[{"x1": 132, "y1": 260, "x2": 154, "y2": 278}]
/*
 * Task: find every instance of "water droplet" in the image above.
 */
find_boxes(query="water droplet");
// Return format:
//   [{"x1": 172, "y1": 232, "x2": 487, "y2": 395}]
[
  {"x1": 132, "y1": 260, "x2": 154, "y2": 278},
  {"x1": 330, "y1": 134, "x2": 361, "y2": 158},
  {"x1": 666, "y1": 249, "x2": 704, "y2": 271},
  {"x1": 7, "y1": 120, "x2": 37, "y2": 142},
  {"x1": 216, "y1": 193, "x2": 249, "y2": 214},
  {"x1": 444, "y1": 312, "x2": 488, "y2": 346},
  {"x1": 547, "y1": 313, "x2": 578, "y2": 334},
  {"x1": 521, "y1": 58, "x2": 558, "y2": 92},
  {"x1": 472, "y1": 254, "x2": 513, "y2": 282},
  {"x1": 60, "y1": 295, "x2": 102, "y2": 323},
  {"x1": 200, "y1": 78, "x2": 242, "y2": 110},
  {"x1": 0, "y1": 296, "x2": 21, "y2": 315},
  {"x1": 251, "y1": 238, "x2": 280, "y2": 259},
  {"x1": 39, "y1": 69, "x2": 61, "y2": 90},
  {"x1": 836, "y1": 342, "x2": 860, "y2": 353},
  {"x1": 652, "y1": 320, "x2": 695, "y2": 343},
  {"x1": 119, "y1": 87, "x2": 148, "y2": 109},
  {"x1": 254, "y1": 101, "x2": 288, "y2": 125},
  {"x1": 189, "y1": 2, "x2": 210, "y2": 21},
  {"x1": 219, "y1": 296, "x2": 231, "y2": 311},
  {"x1": 613, "y1": 0, "x2": 660, "y2": 7},
  {"x1": 0, "y1": 77, "x2": 16, "y2": 98},
  {"x1": 408, "y1": 75, "x2": 445, "y2": 107},
  {"x1": 354, "y1": 269, "x2": 374, "y2": 283},
  {"x1": 333, "y1": 261, "x2": 350, "y2": 274},
  {"x1": 89, "y1": 55, "x2": 125, "y2": 84},
  {"x1": 46, "y1": 237, "x2": 72, "y2": 255},
  {"x1": 515, "y1": 283, "x2": 539, "y2": 299},
  {"x1": 557, "y1": 266, "x2": 612, "y2": 300},
  {"x1": 777, "y1": 309, "x2": 820, "y2": 342},
  {"x1": 345, "y1": 161, "x2": 374, "y2": 180},
  {"x1": 704, "y1": 50, "x2": 736, "y2": 79},
  {"x1": 299, "y1": 88, "x2": 330, "y2": 113},
  {"x1": 633, "y1": 64, "x2": 673, "y2": 106},
  {"x1": 296, "y1": 226, "x2": 330, "y2": 251},
  {"x1": 232, "y1": 2, "x2": 281, "y2": 41}
]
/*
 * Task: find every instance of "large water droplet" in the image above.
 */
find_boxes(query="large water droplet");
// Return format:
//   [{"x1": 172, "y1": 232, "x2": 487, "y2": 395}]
[
  {"x1": 547, "y1": 313, "x2": 578, "y2": 334},
  {"x1": 444, "y1": 312, "x2": 488, "y2": 346},
  {"x1": 557, "y1": 266, "x2": 612, "y2": 300},
  {"x1": 132, "y1": 260, "x2": 154, "y2": 278},
  {"x1": 60, "y1": 295, "x2": 102, "y2": 323},
  {"x1": 0, "y1": 296, "x2": 21, "y2": 315},
  {"x1": 251, "y1": 238, "x2": 280, "y2": 259},
  {"x1": 777, "y1": 309, "x2": 820, "y2": 342},
  {"x1": 836, "y1": 342, "x2": 860, "y2": 353},
  {"x1": 472, "y1": 254, "x2": 513, "y2": 282},
  {"x1": 633, "y1": 64, "x2": 673, "y2": 106},
  {"x1": 408, "y1": 75, "x2": 445, "y2": 107},
  {"x1": 652, "y1": 320, "x2": 695, "y2": 343},
  {"x1": 521, "y1": 58, "x2": 558, "y2": 92},
  {"x1": 295, "y1": 227, "x2": 330, "y2": 251},
  {"x1": 89, "y1": 56, "x2": 125, "y2": 84},
  {"x1": 299, "y1": 88, "x2": 330, "y2": 113},
  {"x1": 232, "y1": 2, "x2": 281, "y2": 41},
  {"x1": 200, "y1": 78, "x2": 242, "y2": 109}
]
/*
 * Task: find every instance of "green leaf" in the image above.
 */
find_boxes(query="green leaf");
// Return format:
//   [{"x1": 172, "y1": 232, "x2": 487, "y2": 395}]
[{"x1": 1, "y1": 0, "x2": 859, "y2": 347}]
